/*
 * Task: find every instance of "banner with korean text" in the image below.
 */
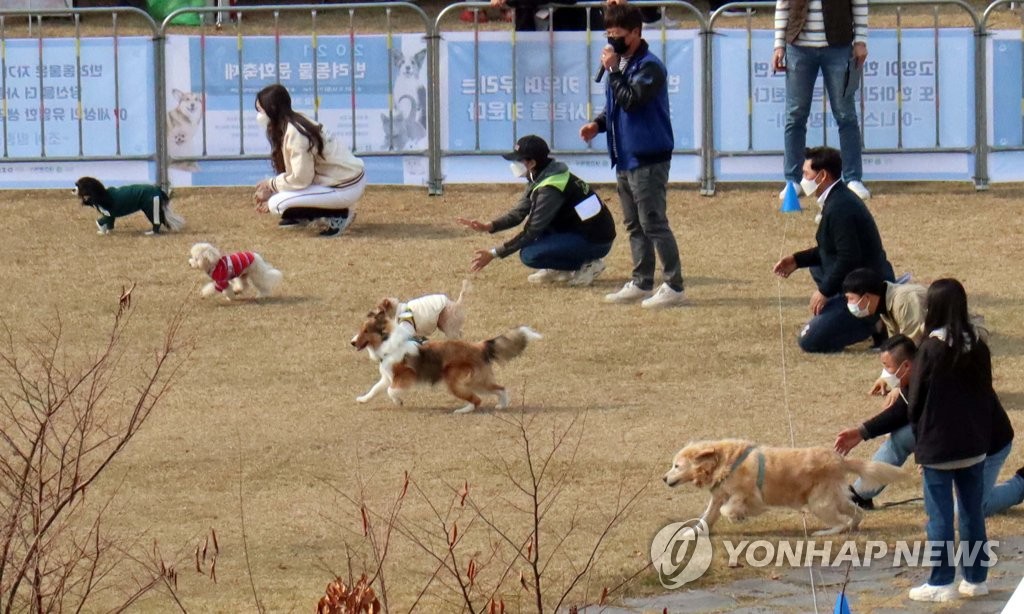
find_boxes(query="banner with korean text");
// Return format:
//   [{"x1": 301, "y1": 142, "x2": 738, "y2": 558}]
[
  {"x1": 0, "y1": 38, "x2": 155, "y2": 188},
  {"x1": 712, "y1": 28, "x2": 975, "y2": 181},
  {"x1": 439, "y1": 30, "x2": 702, "y2": 185}
]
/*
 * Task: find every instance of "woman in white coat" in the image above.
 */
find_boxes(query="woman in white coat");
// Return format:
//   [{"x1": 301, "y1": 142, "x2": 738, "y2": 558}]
[{"x1": 253, "y1": 84, "x2": 366, "y2": 237}]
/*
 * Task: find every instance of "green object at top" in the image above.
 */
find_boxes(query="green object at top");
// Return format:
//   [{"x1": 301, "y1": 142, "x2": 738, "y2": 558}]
[{"x1": 148, "y1": 0, "x2": 205, "y2": 26}]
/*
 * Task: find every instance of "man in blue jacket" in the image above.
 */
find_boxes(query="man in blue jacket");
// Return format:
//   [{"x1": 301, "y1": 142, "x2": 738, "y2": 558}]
[{"x1": 579, "y1": 3, "x2": 686, "y2": 309}]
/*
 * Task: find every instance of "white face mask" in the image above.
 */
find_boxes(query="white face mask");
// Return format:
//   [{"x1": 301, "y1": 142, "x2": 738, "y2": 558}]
[
  {"x1": 510, "y1": 161, "x2": 529, "y2": 178},
  {"x1": 800, "y1": 174, "x2": 820, "y2": 197},
  {"x1": 847, "y1": 296, "x2": 870, "y2": 318},
  {"x1": 879, "y1": 367, "x2": 901, "y2": 391},
  {"x1": 256, "y1": 111, "x2": 270, "y2": 129}
]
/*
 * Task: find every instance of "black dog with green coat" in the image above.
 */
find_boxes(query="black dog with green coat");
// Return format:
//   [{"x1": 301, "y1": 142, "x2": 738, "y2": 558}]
[{"x1": 74, "y1": 176, "x2": 185, "y2": 235}]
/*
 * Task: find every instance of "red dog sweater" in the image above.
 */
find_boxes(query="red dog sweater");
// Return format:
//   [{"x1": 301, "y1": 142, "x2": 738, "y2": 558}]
[{"x1": 210, "y1": 252, "x2": 256, "y2": 292}]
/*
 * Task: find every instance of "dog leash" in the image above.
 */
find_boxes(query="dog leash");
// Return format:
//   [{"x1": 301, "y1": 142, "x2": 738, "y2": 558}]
[
  {"x1": 879, "y1": 496, "x2": 923, "y2": 509},
  {"x1": 775, "y1": 213, "x2": 821, "y2": 614}
]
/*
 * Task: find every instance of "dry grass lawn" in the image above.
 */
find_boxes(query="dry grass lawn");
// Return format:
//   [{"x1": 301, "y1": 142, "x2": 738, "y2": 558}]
[{"x1": 1, "y1": 182, "x2": 1023, "y2": 612}]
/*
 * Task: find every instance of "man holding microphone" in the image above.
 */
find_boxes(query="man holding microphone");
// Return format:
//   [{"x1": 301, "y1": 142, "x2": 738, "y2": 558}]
[{"x1": 579, "y1": 2, "x2": 686, "y2": 309}]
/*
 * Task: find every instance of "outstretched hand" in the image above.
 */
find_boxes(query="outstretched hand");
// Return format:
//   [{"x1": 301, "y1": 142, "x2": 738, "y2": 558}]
[
  {"x1": 834, "y1": 427, "x2": 863, "y2": 456},
  {"x1": 470, "y1": 249, "x2": 495, "y2": 272},
  {"x1": 457, "y1": 218, "x2": 493, "y2": 233}
]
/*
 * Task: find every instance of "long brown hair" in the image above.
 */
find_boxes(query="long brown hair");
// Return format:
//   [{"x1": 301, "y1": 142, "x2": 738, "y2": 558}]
[{"x1": 255, "y1": 84, "x2": 325, "y2": 173}]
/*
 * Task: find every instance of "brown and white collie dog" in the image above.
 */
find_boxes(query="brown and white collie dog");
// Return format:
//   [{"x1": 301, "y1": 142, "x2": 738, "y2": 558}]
[{"x1": 350, "y1": 309, "x2": 540, "y2": 414}]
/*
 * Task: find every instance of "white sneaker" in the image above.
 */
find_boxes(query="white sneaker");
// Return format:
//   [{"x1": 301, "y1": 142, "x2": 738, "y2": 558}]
[
  {"x1": 644, "y1": 15, "x2": 678, "y2": 27},
  {"x1": 604, "y1": 281, "x2": 653, "y2": 304},
  {"x1": 528, "y1": 269, "x2": 572, "y2": 284},
  {"x1": 96, "y1": 221, "x2": 111, "y2": 235},
  {"x1": 847, "y1": 180, "x2": 871, "y2": 200},
  {"x1": 568, "y1": 259, "x2": 606, "y2": 287},
  {"x1": 959, "y1": 580, "x2": 988, "y2": 597},
  {"x1": 640, "y1": 283, "x2": 688, "y2": 309},
  {"x1": 908, "y1": 583, "x2": 956, "y2": 602},
  {"x1": 778, "y1": 182, "x2": 800, "y2": 200}
]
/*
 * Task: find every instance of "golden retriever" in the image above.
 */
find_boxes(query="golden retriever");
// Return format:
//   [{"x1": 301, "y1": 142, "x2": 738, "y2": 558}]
[{"x1": 663, "y1": 439, "x2": 910, "y2": 535}]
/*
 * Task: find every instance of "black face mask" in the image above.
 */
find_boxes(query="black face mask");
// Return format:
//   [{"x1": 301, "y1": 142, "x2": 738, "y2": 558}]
[{"x1": 607, "y1": 36, "x2": 629, "y2": 55}]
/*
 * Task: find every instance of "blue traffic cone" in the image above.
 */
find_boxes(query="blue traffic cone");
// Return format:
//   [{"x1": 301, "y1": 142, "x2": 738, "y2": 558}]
[
  {"x1": 780, "y1": 181, "x2": 802, "y2": 213},
  {"x1": 833, "y1": 592, "x2": 851, "y2": 614}
]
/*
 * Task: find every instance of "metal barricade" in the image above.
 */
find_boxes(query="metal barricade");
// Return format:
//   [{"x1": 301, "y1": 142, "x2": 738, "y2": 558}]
[
  {"x1": 707, "y1": 0, "x2": 985, "y2": 192},
  {"x1": 0, "y1": 2, "x2": 1012, "y2": 193},
  {"x1": 981, "y1": 0, "x2": 1024, "y2": 185},
  {"x1": 159, "y1": 3, "x2": 436, "y2": 191},
  {"x1": 0, "y1": 7, "x2": 161, "y2": 186},
  {"x1": 434, "y1": 1, "x2": 706, "y2": 190}
]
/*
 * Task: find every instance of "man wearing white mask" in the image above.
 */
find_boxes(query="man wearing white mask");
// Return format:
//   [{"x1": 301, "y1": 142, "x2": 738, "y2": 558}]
[
  {"x1": 458, "y1": 135, "x2": 616, "y2": 285},
  {"x1": 836, "y1": 334, "x2": 1021, "y2": 516},
  {"x1": 772, "y1": 146, "x2": 894, "y2": 352}
]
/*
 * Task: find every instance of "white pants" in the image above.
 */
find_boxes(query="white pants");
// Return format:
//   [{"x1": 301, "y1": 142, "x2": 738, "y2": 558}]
[{"x1": 268, "y1": 175, "x2": 365, "y2": 219}]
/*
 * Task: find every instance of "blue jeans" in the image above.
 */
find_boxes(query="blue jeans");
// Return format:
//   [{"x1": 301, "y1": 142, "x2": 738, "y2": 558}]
[
  {"x1": 519, "y1": 232, "x2": 613, "y2": 271},
  {"x1": 982, "y1": 444, "x2": 1022, "y2": 516},
  {"x1": 798, "y1": 293, "x2": 877, "y2": 353},
  {"x1": 922, "y1": 461, "x2": 989, "y2": 586},
  {"x1": 853, "y1": 425, "x2": 915, "y2": 499},
  {"x1": 784, "y1": 44, "x2": 863, "y2": 184}
]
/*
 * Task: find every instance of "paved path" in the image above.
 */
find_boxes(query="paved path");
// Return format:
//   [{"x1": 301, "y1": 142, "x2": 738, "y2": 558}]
[{"x1": 594, "y1": 537, "x2": 1024, "y2": 613}]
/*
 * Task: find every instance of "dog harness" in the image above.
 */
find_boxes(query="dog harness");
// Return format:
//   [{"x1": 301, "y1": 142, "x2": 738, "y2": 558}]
[
  {"x1": 711, "y1": 445, "x2": 766, "y2": 494},
  {"x1": 209, "y1": 252, "x2": 256, "y2": 292}
]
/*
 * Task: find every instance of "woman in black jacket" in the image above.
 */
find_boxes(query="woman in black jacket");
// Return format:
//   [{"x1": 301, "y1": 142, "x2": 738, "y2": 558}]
[{"x1": 906, "y1": 279, "x2": 1008, "y2": 602}]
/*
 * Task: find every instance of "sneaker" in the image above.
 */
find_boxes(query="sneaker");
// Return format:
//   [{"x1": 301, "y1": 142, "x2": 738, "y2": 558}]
[
  {"x1": 849, "y1": 486, "x2": 875, "y2": 511},
  {"x1": 959, "y1": 580, "x2": 988, "y2": 597},
  {"x1": 337, "y1": 212, "x2": 356, "y2": 234},
  {"x1": 528, "y1": 269, "x2": 572, "y2": 284},
  {"x1": 278, "y1": 218, "x2": 304, "y2": 228},
  {"x1": 778, "y1": 181, "x2": 800, "y2": 200},
  {"x1": 604, "y1": 281, "x2": 654, "y2": 304},
  {"x1": 96, "y1": 221, "x2": 111, "y2": 235},
  {"x1": 318, "y1": 213, "x2": 355, "y2": 238},
  {"x1": 644, "y1": 15, "x2": 679, "y2": 27},
  {"x1": 640, "y1": 283, "x2": 688, "y2": 309},
  {"x1": 568, "y1": 259, "x2": 606, "y2": 287},
  {"x1": 144, "y1": 228, "x2": 160, "y2": 236},
  {"x1": 847, "y1": 180, "x2": 871, "y2": 200},
  {"x1": 908, "y1": 583, "x2": 956, "y2": 602}
]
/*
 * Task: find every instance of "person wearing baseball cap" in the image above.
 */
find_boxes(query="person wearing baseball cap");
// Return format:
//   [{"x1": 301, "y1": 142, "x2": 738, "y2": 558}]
[{"x1": 457, "y1": 135, "x2": 616, "y2": 286}]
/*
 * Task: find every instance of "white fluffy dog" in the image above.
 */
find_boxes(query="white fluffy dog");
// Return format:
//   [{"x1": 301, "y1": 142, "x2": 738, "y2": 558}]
[{"x1": 188, "y1": 242, "x2": 282, "y2": 300}]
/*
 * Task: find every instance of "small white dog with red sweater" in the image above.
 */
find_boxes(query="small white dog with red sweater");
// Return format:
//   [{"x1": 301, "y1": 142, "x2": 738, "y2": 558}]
[{"x1": 188, "y1": 242, "x2": 283, "y2": 299}]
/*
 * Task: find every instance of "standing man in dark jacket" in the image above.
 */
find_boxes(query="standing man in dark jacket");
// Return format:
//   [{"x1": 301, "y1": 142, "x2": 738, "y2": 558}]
[
  {"x1": 772, "y1": 146, "x2": 894, "y2": 352},
  {"x1": 459, "y1": 135, "x2": 616, "y2": 286},
  {"x1": 579, "y1": 3, "x2": 686, "y2": 309}
]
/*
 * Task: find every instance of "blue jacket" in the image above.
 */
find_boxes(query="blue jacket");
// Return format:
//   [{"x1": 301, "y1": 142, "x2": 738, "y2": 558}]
[{"x1": 593, "y1": 40, "x2": 674, "y2": 171}]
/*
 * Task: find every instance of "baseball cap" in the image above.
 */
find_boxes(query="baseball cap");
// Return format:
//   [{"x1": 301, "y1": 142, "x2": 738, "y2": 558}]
[{"x1": 502, "y1": 135, "x2": 550, "y2": 161}]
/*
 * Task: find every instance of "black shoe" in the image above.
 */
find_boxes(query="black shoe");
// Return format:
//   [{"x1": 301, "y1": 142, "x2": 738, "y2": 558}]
[
  {"x1": 278, "y1": 218, "x2": 302, "y2": 228},
  {"x1": 849, "y1": 486, "x2": 875, "y2": 510}
]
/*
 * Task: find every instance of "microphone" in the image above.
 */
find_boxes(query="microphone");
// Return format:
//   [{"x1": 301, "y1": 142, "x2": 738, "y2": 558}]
[{"x1": 595, "y1": 44, "x2": 614, "y2": 83}]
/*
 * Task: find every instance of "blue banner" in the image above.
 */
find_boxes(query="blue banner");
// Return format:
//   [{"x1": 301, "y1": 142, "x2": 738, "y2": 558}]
[
  {"x1": 0, "y1": 37, "x2": 155, "y2": 187},
  {"x1": 440, "y1": 30, "x2": 702, "y2": 183},
  {"x1": 712, "y1": 28, "x2": 973, "y2": 181}
]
